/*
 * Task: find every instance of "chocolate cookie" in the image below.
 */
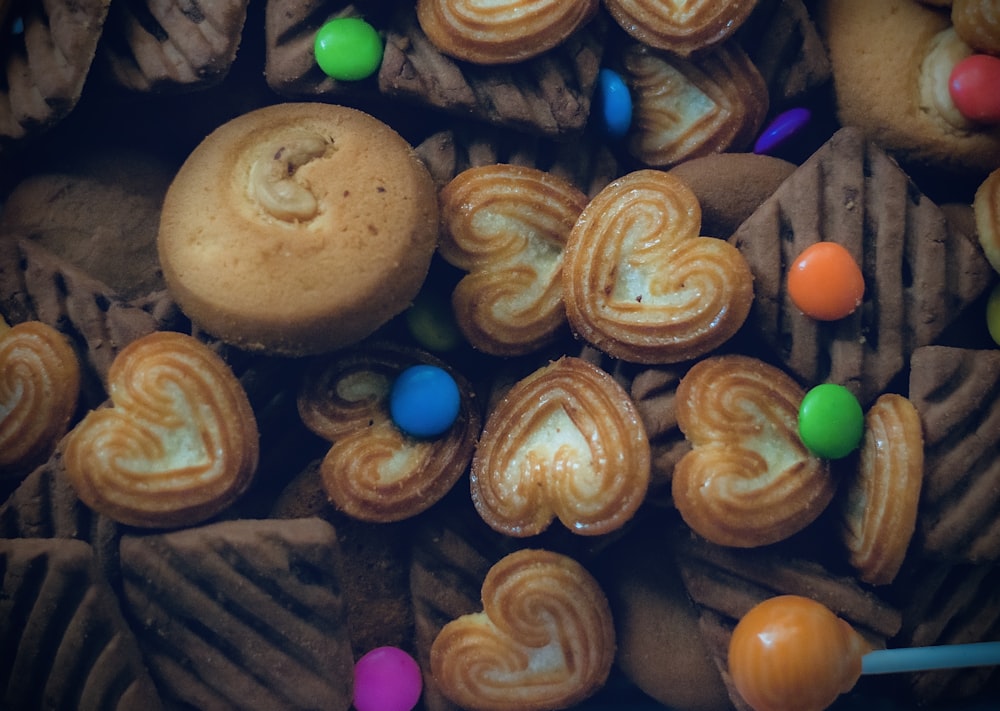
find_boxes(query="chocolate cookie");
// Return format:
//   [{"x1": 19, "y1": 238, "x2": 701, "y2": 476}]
[
  {"x1": 120, "y1": 517, "x2": 355, "y2": 711},
  {"x1": 98, "y1": 0, "x2": 250, "y2": 91},
  {"x1": 265, "y1": 0, "x2": 607, "y2": 138},
  {"x1": 908, "y1": 345, "x2": 1000, "y2": 563},
  {"x1": 0, "y1": 0, "x2": 111, "y2": 144},
  {"x1": 0, "y1": 537, "x2": 161, "y2": 710},
  {"x1": 730, "y1": 127, "x2": 994, "y2": 406}
]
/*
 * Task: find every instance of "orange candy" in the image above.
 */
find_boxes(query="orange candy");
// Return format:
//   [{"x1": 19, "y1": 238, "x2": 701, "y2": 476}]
[
  {"x1": 787, "y1": 242, "x2": 865, "y2": 321},
  {"x1": 728, "y1": 595, "x2": 870, "y2": 711}
]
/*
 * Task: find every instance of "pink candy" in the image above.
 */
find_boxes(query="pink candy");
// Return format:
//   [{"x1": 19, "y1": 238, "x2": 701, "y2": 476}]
[
  {"x1": 353, "y1": 646, "x2": 423, "y2": 711},
  {"x1": 949, "y1": 54, "x2": 1000, "y2": 125}
]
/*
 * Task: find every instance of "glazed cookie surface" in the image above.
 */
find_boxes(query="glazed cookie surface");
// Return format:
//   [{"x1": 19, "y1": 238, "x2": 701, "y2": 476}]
[{"x1": 157, "y1": 102, "x2": 439, "y2": 356}]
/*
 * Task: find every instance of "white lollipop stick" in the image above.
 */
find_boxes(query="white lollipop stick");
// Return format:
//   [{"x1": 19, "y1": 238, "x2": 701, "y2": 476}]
[{"x1": 861, "y1": 641, "x2": 1000, "y2": 675}]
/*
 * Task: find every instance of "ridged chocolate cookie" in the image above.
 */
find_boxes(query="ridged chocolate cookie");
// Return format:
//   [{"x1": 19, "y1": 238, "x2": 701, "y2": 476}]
[
  {"x1": 909, "y1": 345, "x2": 1000, "y2": 564},
  {"x1": 98, "y1": 0, "x2": 250, "y2": 91},
  {"x1": 0, "y1": 537, "x2": 161, "y2": 710},
  {"x1": 0, "y1": 0, "x2": 111, "y2": 144},
  {"x1": 120, "y1": 517, "x2": 355, "y2": 711},
  {"x1": 730, "y1": 127, "x2": 994, "y2": 406},
  {"x1": 265, "y1": 0, "x2": 607, "y2": 138}
]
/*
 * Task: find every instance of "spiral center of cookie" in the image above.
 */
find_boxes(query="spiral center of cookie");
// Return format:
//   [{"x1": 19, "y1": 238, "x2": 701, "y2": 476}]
[{"x1": 249, "y1": 135, "x2": 332, "y2": 222}]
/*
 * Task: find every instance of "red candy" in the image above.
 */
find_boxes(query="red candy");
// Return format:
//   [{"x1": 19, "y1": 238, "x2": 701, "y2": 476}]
[{"x1": 949, "y1": 54, "x2": 1000, "y2": 125}]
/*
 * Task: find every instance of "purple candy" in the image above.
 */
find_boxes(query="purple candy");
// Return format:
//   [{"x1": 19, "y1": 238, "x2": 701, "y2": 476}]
[
  {"x1": 354, "y1": 646, "x2": 423, "y2": 711},
  {"x1": 753, "y1": 107, "x2": 812, "y2": 155}
]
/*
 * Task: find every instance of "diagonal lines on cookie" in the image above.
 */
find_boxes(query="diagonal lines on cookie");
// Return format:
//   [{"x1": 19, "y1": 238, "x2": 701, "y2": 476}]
[
  {"x1": 0, "y1": 539, "x2": 157, "y2": 709},
  {"x1": 731, "y1": 128, "x2": 992, "y2": 406},
  {"x1": 910, "y1": 347, "x2": 1000, "y2": 563},
  {"x1": 120, "y1": 520, "x2": 352, "y2": 710}
]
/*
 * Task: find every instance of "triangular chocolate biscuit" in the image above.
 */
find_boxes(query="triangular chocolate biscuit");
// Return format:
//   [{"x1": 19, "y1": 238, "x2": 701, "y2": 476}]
[
  {"x1": 0, "y1": 538, "x2": 161, "y2": 709},
  {"x1": 730, "y1": 127, "x2": 993, "y2": 406},
  {"x1": 120, "y1": 518, "x2": 354, "y2": 711},
  {"x1": 908, "y1": 345, "x2": 1000, "y2": 563}
]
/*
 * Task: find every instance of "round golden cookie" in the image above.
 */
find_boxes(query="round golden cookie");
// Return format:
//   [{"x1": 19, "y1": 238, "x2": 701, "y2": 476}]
[
  {"x1": 974, "y1": 167, "x2": 1000, "y2": 274},
  {"x1": 157, "y1": 103, "x2": 439, "y2": 356},
  {"x1": 816, "y1": 0, "x2": 1000, "y2": 177}
]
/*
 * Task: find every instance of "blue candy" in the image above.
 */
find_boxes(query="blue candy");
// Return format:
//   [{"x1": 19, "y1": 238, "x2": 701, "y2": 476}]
[
  {"x1": 598, "y1": 68, "x2": 632, "y2": 140},
  {"x1": 389, "y1": 365, "x2": 461, "y2": 438},
  {"x1": 753, "y1": 107, "x2": 811, "y2": 155}
]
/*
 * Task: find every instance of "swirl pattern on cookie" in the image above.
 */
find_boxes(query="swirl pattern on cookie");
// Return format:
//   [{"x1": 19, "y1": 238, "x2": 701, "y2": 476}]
[
  {"x1": 604, "y1": 0, "x2": 760, "y2": 55},
  {"x1": 841, "y1": 394, "x2": 924, "y2": 585},
  {"x1": 472, "y1": 357, "x2": 649, "y2": 537},
  {"x1": 672, "y1": 355, "x2": 834, "y2": 547},
  {"x1": 63, "y1": 331, "x2": 259, "y2": 528},
  {"x1": 563, "y1": 170, "x2": 753, "y2": 364},
  {"x1": 622, "y1": 41, "x2": 768, "y2": 168},
  {"x1": 416, "y1": 0, "x2": 599, "y2": 65},
  {"x1": 298, "y1": 343, "x2": 480, "y2": 522},
  {"x1": 438, "y1": 164, "x2": 589, "y2": 356},
  {"x1": 0, "y1": 321, "x2": 81, "y2": 476},
  {"x1": 430, "y1": 548, "x2": 615, "y2": 711}
]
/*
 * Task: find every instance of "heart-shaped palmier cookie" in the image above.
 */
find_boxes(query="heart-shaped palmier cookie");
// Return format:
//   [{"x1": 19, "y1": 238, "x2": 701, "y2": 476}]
[
  {"x1": 621, "y1": 42, "x2": 768, "y2": 168},
  {"x1": 841, "y1": 393, "x2": 924, "y2": 586},
  {"x1": 0, "y1": 320, "x2": 81, "y2": 478},
  {"x1": 471, "y1": 356, "x2": 650, "y2": 537},
  {"x1": 430, "y1": 548, "x2": 615, "y2": 711},
  {"x1": 604, "y1": 0, "x2": 761, "y2": 55},
  {"x1": 563, "y1": 170, "x2": 753, "y2": 364},
  {"x1": 62, "y1": 331, "x2": 258, "y2": 528},
  {"x1": 672, "y1": 354, "x2": 834, "y2": 547},
  {"x1": 297, "y1": 342, "x2": 480, "y2": 522},
  {"x1": 416, "y1": 0, "x2": 600, "y2": 65},
  {"x1": 438, "y1": 164, "x2": 590, "y2": 356}
]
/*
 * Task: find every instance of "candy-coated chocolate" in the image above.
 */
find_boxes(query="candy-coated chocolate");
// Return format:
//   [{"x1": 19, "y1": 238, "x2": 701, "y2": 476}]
[
  {"x1": 787, "y1": 241, "x2": 865, "y2": 321},
  {"x1": 729, "y1": 595, "x2": 869, "y2": 711},
  {"x1": 353, "y1": 646, "x2": 423, "y2": 711},
  {"x1": 597, "y1": 68, "x2": 632, "y2": 139},
  {"x1": 405, "y1": 290, "x2": 462, "y2": 353},
  {"x1": 314, "y1": 17, "x2": 384, "y2": 81},
  {"x1": 949, "y1": 54, "x2": 1000, "y2": 125},
  {"x1": 389, "y1": 364, "x2": 461, "y2": 438},
  {"x1": 798, "y1": 383, "x2": 864, "y2": 459},
  {"x1": 754, "y1": 107, "x2": 811, "y2": 155},
  {"x1": 987, "y1": 282, "x2": 1000, "y2": 347}
]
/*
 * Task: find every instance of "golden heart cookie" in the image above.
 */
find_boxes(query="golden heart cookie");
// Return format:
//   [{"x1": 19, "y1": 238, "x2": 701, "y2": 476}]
[
  {"x1": 672, "y1": 355, "x2": 834, "y2": 547},
  {"x1": 416, "y1": 0, "x2": 600, "y2": 65},
  {"x1": 438, "y1": 164, "x2": 590, "y2": 356},
  {"x1": 471, "y1": 356, "x2": 650, "y2": 537},
  {"x1": 604, "y1": 0, "x2": 761, "y2": 55},
  {"x1": 62, "y1": 331, "x2": 259, "y2": 528},
  {"x1": 0, "y1": 320, "x2": 81, "y2": 477},
  {"x1": 621, "y1": 41, "x2": 768, "y2": 168},
  {"x1": 841, "y1": 394, "x2": 924, "y2": 585},
  {"x1": 297, "y1": 343, "x2": 480, "y2": 522},
  {"x1": 430, "y1": 548, "x2": 615, "y2": 711},
  {"x1": 563, "y1": 170, "x2": 753, "y2": 364}
]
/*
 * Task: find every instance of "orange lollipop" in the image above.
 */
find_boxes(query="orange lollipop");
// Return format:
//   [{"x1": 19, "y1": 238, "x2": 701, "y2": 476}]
[
  {"x1": 786, "y1": 242, "x2": 865, "y2": 321},
  {"x1": 729, "y1": 595, "x2": 1000, "y2": 711},
  {"x1": 728, "y1": 595, "x2": 868, "y2": 711}
]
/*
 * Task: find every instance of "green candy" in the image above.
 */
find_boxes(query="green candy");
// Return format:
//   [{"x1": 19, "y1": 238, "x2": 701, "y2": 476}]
[
  {"x1": 798, "y1": 383, "x2": 864, "y2": 460},
  {"x1": 314, "y1": 17, "x2": 383, "y2": 81},
  {"x1": 405, "y1": 290, "x2": 462, "y2": 353},
  {"x1": 987, "y1": 282, "x2": 1000, "y2": 347}
]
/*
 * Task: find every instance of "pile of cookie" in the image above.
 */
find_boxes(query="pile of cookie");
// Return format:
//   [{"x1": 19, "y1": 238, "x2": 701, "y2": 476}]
[{"x1": 1, "y1": 0, "x2": 999, "y2": 710}]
